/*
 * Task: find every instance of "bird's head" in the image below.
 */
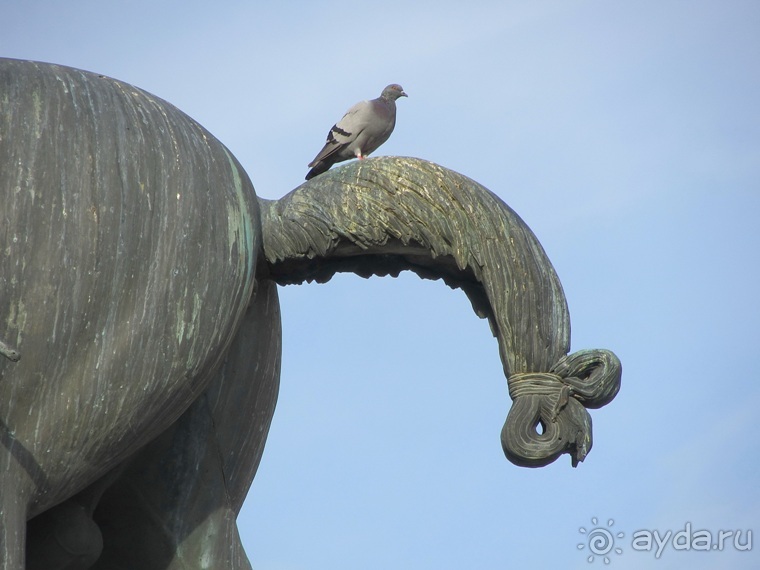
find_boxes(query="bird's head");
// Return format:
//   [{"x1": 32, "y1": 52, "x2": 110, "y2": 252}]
[{"x1": 382, "y1": 84, "x2": 408, "y2": 101}]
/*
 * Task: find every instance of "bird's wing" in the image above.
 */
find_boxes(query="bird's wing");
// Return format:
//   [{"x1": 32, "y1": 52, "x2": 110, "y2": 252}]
[{"x1": 308, "y1": 100, "x2": 373, "y2": 166}]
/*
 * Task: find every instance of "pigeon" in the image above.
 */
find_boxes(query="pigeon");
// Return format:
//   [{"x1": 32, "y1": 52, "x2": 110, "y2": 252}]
[{"x1": 306, "y1": 84, "x2": 407, "y2": 180}]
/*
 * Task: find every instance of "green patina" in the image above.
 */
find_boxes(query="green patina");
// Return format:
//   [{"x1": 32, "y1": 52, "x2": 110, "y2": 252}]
[{"x1": 223, "y1": 147, "x2": 257, "y2": 288}]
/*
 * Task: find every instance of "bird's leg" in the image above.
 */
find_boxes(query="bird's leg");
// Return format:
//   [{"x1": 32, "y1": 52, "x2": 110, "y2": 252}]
[{"x1": 355, "y1": 149, "x2": 365, "y2": 160}]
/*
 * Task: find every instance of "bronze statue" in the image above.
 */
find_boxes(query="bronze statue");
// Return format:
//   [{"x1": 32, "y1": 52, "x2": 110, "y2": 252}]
[{"x1": 0, "y1": 59, "x2": 621, "y2": 569}]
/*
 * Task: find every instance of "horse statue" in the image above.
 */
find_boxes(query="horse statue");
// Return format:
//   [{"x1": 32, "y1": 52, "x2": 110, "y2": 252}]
[{"x1": 0, "y1": 58, "x2": 621, "y2": 569}]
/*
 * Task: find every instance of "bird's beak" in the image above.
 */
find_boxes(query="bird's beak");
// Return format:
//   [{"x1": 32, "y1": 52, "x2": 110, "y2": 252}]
[{"x1": 401, "y1": 91, "x2": 408, "y2": 97}]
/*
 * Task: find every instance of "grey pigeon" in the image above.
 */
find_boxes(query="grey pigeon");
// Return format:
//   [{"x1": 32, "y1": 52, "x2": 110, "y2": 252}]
[{"x1": 306, "y1": 84, "x2": 407, "y2": 180}]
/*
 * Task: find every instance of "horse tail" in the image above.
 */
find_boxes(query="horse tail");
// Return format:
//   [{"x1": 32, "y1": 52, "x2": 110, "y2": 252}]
[{"x1": 258, "y1": 157, "x2": 621, "y2": 467}]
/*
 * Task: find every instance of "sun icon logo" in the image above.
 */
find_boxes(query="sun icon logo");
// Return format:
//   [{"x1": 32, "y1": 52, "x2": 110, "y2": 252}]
[{"x1": 577, "y1": 517, "x2": 624, "y2": 564}]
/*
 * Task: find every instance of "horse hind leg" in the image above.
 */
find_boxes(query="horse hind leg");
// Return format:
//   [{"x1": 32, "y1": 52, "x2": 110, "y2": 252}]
[
  {"x1": 0, "y1": 481, "x2": 26, "y2": 570},
  {"x1": 0, "y1": 420, "x2": 38, "y2": 570},
  {"x1": 0, "y1": 439, "x2": 104, "y2": 569}
]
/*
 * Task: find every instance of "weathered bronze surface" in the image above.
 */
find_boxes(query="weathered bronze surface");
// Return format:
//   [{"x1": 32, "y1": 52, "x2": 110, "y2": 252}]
[{"x1": 0, "y1": 59, "x2": 620, "y2": 568}]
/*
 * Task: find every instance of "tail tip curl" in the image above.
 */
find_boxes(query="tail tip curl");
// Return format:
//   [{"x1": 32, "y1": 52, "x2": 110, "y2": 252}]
[{"x1": 500, "y1": 349, "x2": 622, "y2": 468}]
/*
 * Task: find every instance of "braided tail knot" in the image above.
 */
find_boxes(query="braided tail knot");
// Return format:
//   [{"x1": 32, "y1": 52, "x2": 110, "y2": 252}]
[{"x1": 501, "y1": 349, "x2": 622, "y2": 467}]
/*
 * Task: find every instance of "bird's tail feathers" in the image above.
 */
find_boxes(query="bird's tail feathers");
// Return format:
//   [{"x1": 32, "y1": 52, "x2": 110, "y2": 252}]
[{"x1": 305, "y1": 161, "x2": 329, "y2": 180}]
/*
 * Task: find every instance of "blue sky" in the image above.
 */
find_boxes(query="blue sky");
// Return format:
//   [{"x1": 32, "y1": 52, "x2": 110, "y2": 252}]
[{"x1": 5, "y1": 1, "x2": 759, "y2": 568}]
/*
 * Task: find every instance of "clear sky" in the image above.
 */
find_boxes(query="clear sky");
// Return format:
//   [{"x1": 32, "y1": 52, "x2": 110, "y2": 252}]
[{"x1": 5, "y1": 1, "x2": 759, "y2": 568}]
